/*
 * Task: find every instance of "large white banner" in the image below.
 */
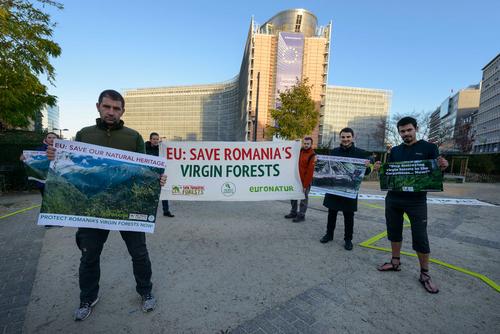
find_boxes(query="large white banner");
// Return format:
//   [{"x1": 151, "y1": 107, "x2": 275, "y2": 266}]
[{"x1": 160, "y1": 141, "x2": 305, "y2": 201}]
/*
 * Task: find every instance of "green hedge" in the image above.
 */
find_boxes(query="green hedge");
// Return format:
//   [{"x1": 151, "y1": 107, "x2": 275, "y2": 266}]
[
  {"x1": 443, "y1": 153, "x2": 500, "y2": 175},
  {"x1": 0, "y1": 130, "x2": 46, "y2": 191},
  {"x1": 466, "y1": 154, "x2": 500, "y2": 175}
]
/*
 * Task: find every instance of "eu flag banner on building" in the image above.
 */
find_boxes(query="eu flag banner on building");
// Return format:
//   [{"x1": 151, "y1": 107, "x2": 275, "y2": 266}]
[
  {"x1": 379, "y1": 159, "x2": 443, "y2": 192},
  {"x1": 160, "y1": 141, "x2": 304, "y2": 201},
  {"x1": 313, "y1": 155, "x2": 368, "y2": 199},
  {"x1": 22, "y1": 150, "x2": 49, "y2": 183},
  {"x1": 38, "y1": 140, "x2": 166, "y2": 233}
]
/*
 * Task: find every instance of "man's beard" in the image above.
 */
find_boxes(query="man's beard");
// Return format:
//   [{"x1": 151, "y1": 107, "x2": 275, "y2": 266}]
[
  {"x1": 103, "y1": 116, "x2": 118, "y2": 124},
  {"x1": 403, "y1": 136, "x2": 413, "y2": 143}
]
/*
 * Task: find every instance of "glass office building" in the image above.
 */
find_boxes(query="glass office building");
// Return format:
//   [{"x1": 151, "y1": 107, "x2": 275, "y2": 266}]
[
  {"x1": 322, "y1": 86, "x2": 392, "y2": 151},
  {"x1": 42, "y1": 105, "x2": 60, "y2": 131},
  {"x1": 473, "y1": 53, "x2": 500, "y2": 153},
  {"x1": 124, "y1": 78, "x2": 240, "y2": 141}
]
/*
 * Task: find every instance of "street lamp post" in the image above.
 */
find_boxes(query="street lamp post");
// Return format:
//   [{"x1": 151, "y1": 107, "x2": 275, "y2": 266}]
[{"x1": 53, "y1": 128, "x2": 69, "y2": 139}]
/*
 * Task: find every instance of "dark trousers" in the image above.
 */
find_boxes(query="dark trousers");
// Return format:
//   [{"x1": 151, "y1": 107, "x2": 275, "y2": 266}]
[
  {"x1": 326, "y1": 209, "x2": 355, "y2": 241},
  {"x1": 290, "y1": 186, "x2": 311, "y2": 217},
  {"x1": 162, "y1": 200, "x2": 170, "y2": 213},
  {"x1": 385, "y1": 195, "x2": 429, "y2": 254},
  {"x1": 76, "y1": 228, "x2": 152, "y2": 303}
]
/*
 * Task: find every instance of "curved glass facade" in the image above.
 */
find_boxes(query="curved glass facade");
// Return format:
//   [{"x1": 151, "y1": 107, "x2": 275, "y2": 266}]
[{"x1": 124, "y1": 78, "x2": 240, "y2": 141}]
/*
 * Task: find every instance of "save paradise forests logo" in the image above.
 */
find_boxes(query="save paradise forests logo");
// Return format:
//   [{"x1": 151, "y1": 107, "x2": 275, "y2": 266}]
[{"x1": 172, "y1": 185, "x2": 205, "y2": 196}]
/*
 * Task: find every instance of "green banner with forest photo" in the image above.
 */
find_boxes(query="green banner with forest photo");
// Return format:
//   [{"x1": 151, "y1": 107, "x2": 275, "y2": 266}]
[{"x1": 379, "y1": 159, "x2": 443, "y2": 192}]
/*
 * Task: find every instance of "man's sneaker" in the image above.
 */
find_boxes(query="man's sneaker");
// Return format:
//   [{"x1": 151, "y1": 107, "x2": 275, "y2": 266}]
[
  {"x1": 141, "y1": 293, "x2": 157, "y2": 312},
  {"x1": 74, "y1": 297, "x2": 99, "y2": 321},
  {"x1": 163, "y1": 211, "x2": 175, "y2": 217},
  {"x1": 320, "y1": 234, "x2": 333, "y2": 243},
  {"x1": 284, "y1": 213, "x2": 297, "y2": 219},
  {"x1": 292, "y1": 216, "x2": 305, "y2": 223},
  {"x1": 344, "y1": 240, "x2": 353, "y2": 251}
]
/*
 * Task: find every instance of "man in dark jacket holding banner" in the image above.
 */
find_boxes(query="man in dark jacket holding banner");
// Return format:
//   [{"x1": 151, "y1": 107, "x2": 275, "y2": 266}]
[
  {"x1": 47, "y1": 90, "x2": 166, "y2": 321},
  {"x1": 373, "y1": 116, "x2": 448, "y2": 294},
  {"x1": 320, "y1": 128, "x2": 372, "y2": 250}
]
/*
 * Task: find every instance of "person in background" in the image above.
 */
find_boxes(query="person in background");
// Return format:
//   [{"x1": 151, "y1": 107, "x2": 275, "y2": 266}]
[
  {"x1": 21, "y1": 132, "x2": 60, "y2": 228},
  {"x1": 145, "y1": 132, "x2": 174, "y2": 217},
  {"x1": 284, "y1": 137, "x2": 316, "y2": 223},
  {"x1": 20, "y1": 131, "x2": 59, "y2": 195}
]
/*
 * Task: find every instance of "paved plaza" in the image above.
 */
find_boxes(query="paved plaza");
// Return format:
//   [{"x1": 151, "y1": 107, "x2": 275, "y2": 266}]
[{"x1": 0, "y1": 182, "x2": 499, "y2": 333}]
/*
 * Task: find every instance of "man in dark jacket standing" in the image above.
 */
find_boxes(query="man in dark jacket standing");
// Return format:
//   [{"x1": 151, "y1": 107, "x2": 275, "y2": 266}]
[
  {"x1": 285, "y1": 137, "x2": 316, "y2": 222},
  {"x1": 47, "y1": 90, "x2": 165, "y2": 321},
  {"x1": 320, "y1": 128, "x2": 372, "y2": 250},
  {"x1": 145, "y1": 132, "x2": 174, "y2": 217},
  {"x1": 373, "y1": 117, "x2": 448, "y2": 294}
]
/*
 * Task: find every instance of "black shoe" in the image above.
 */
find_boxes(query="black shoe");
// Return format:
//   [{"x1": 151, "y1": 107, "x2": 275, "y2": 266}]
[
  {"x1": 284, "y1": 213, "x2": 297, "y2": 219},
  {"x1": 344, "y1": 240, "x2": 353, "y2": 250},
  {"x1": 163, "y1": 212, "x2": 175, "y2": 217},
  {"x1": 292, "y1": 216, "x2": 305, "y2": 223},
  {"x1": 320, "y1": 234, "x2": 333, "y2": 243}
]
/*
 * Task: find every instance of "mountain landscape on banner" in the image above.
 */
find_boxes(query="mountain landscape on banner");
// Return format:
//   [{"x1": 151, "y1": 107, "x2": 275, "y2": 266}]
[
  {"x1": 41, "y1": 152, "x2": 164, "y2": 221},
  {"x1": 24, "y1": 155, "x2": 50, "y2": 181}
]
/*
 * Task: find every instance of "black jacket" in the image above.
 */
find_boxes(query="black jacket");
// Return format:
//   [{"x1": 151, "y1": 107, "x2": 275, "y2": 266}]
[
  {"x1": 322, "y1": 144, "x2": 371, "y2": 212},
  {"x1": 145, "y1": 141, "x2": 159, "y2": 156}
]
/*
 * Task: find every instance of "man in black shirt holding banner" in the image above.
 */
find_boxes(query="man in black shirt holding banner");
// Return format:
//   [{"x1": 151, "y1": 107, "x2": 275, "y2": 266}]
[{"x1": 373, "y1": 117, "x2": 448, "y2": 294}]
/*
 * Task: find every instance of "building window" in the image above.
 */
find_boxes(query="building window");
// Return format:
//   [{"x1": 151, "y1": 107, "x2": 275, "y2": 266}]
[{"x1": 295, "y1": 14, "x2": 302, "y2": 32}]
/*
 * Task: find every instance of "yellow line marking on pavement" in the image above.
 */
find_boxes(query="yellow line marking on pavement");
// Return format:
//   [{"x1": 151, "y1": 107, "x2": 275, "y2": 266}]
[
  {"x1": 0, "y1": 204, "x2": 41, "y2": 220},
  {"x1": 360, "y1": 202, "x2": 384, "y2": 210},
  {"x1": 359, "y1": 201, "x2": 500, "y2": 293}
]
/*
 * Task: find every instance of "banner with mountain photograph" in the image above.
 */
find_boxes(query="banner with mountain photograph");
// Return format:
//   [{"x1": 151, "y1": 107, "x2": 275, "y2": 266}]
[
  {"x1": 312, "y1": 155, "x2": 368, "y2": 199},
  {"x1": 38, "y1": 140, "x2": 166, "y2": 233},
  {"x1": 22, "y1": 151, "x2": 49, "y2": 183},
  {"x1": 379, "y1": 159, "x2": 443, "y2": 192}
]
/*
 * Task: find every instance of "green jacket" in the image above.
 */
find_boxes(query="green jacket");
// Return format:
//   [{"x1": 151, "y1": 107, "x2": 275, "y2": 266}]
[{"x1": 75, "y1": 118, "x2": 145, "y2": 153}]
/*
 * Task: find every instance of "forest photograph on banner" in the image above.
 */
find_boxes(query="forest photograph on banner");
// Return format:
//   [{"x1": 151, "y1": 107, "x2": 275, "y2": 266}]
[
  {"x1": 379, "y1": 159, "x2": 443, "y2": 192},
  {"x1": 312, "y1": 155, "x2": 368, "y2": 198}
]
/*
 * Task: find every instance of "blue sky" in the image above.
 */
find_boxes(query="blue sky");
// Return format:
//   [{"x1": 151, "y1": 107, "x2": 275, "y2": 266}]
[{"x1": 45, "y1": 0, "x2": 500, "y2": 137}]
